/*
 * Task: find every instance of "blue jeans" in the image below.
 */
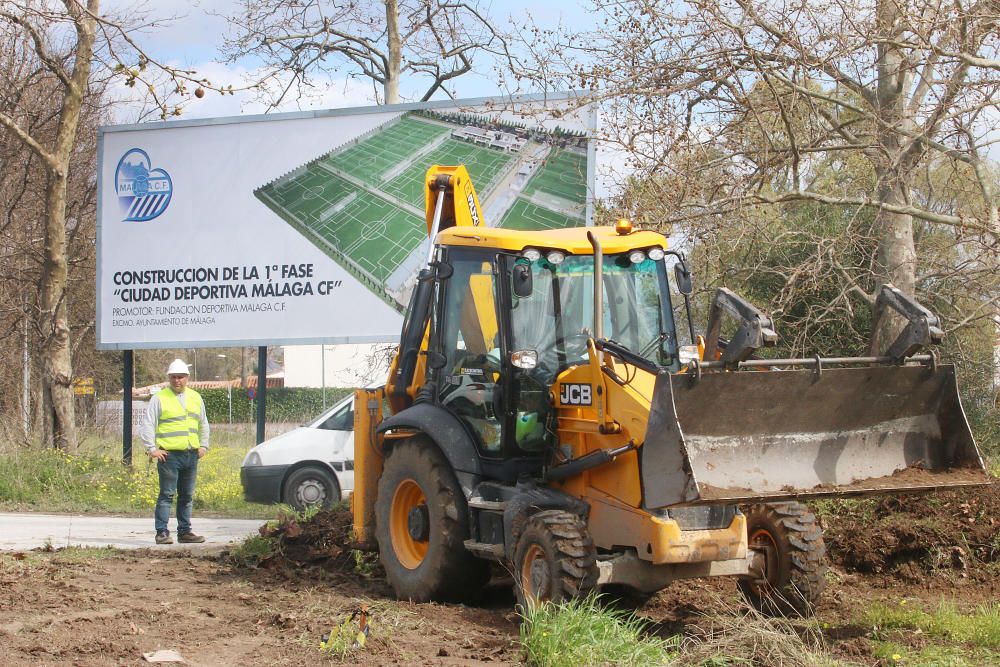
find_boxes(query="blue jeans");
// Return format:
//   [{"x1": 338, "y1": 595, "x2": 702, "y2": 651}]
[{"x1": 154, "y1": 449, "x2": 199, "y2": 533}]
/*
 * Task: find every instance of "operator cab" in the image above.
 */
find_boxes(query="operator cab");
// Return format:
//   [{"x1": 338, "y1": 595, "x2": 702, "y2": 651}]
[{"x1": 407, "y1": 226, "x2": 687, "y2": 480}]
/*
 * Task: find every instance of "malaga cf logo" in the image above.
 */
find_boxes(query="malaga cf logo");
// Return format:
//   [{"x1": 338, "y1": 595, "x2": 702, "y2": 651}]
[{"x1": 115, "y1": 148, "x2": 172, "y2": 222}]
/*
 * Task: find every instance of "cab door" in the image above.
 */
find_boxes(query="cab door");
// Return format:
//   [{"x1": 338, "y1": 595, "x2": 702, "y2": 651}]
[{"x1": 433, "y1": 248, "x2": 506, "y2": 455}]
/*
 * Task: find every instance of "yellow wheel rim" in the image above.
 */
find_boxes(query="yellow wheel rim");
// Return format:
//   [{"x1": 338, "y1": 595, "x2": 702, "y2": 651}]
[
  {"x1": 390, "y1": 479, "x2": 428, "y2": 569},
  {"x1": 519, "y1": 544, "x2": 550, "y2": 608}
]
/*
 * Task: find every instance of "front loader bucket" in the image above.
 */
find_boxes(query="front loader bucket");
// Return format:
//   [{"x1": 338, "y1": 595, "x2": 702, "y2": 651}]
[{"x1": 640, "y1": 363, "x2": 990, "y2": 507}]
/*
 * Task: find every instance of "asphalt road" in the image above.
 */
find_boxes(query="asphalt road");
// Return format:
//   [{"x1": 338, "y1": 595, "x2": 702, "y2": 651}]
[{"x1": 0, "y1": 513, "x2": 264, "y2": 551}]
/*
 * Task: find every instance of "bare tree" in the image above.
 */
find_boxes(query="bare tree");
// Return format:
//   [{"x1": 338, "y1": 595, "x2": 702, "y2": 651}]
[
  {"x1": 222, "y1": 0, "x2": 510, "y2": 105},
  {"x1": 0, "y1": 1, "x2": 105, "y2": 451},
  {"x1": 0, "y1": 1, "x2": 222, "y2": 450},
  {"x1": 511, "y1": 0, "x2": 1000, "y2": 347},
  {"x1": 0, "y1": 35, "x2": 106, "y2": 444}
]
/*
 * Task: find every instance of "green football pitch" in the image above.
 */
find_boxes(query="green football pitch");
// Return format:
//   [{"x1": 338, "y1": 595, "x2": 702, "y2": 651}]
[
  {"x1": 381, "y1": 139, "x2": 513, "y2": 207},
  {"x1": 318, "y1": 116, "x2": 448, "y2": 182},
  {"x1": 310, "y1": 191, "x2": 424, "y2": 283},
  {"x1": 523, "y1": 148, "x2": 588, "y2": 203},
  {"x1": 255, "y1": 112, "x2": 590, "y2": 307},
  {"x1": 258, "y1": 165, "x2": 356, "y2": 226},
  {"x1": 499, "y1": 197, "x2": 582, "y2": 231},
  {"x1": 256, "y1": 169, "x2": 424, "y2": 285}
]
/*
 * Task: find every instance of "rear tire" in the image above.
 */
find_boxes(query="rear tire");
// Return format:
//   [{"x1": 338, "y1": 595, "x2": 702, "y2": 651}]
[
  {"x1": 513, "y1": 510, "x2": 598, "y2": 611},
  {"x1": 375, "y1": 438, "x2": 489, "y2": 602},
  {"x1": 282, "y1": 466, "x2": 340, "y2": 511},
  {"x1": 738, "y1": 502, "x2": 827, "y2": 617}
]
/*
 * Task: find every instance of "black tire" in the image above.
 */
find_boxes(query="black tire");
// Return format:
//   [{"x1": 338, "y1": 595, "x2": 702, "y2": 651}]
[
  {"x1": 513, "y1": 510, "x2": 598, "y2": 611},
  {"x1": 375, "y1": 437, "x2": 489, "y2": 602},
  {"x1": 738, "y1": 502, "x2": 827, "y2": 617},
  {"x1": 282, "y1": 466, "x2": 340, "y2": 511}
]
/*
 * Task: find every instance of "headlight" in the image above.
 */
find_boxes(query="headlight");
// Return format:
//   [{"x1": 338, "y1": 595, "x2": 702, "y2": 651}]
[
  {"x1": 546, "y1": 250, "x2": 566, "y2": 265},
  {"x1": 678, "y1": 345, "x2": 700, "y2": 365},
  {"x1": 628, "y1": 249, "x2": 647, "y2": 264},
  {"x1": 243, "y1": 451, "x2": 262, "y2": 467},
  {"x1": 510, "y1": 349, "x2": 538, "y2": 369},
  {"x1": 521, "y1": 247, "x2": 541, "y2": 261},
  {"x1": 647, "y1": 247, "x2": 665, "y2": 261}
]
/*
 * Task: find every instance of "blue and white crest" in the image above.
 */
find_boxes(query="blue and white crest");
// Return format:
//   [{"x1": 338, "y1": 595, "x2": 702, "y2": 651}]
[{"x1": 115, "y1": 148, "x2": 172, "y2": 222}]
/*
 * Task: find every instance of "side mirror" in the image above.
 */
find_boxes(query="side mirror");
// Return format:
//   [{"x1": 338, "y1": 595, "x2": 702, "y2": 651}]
[
  {"x1": 512, "y1": 262, "x2": 533, "y2": 298},
  {"x1": 674, "y1": 263, "x2": 693, "y2": 296}
]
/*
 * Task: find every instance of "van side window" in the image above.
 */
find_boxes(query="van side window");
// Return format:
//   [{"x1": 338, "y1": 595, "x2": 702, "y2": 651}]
[{"x1": 318, "y1": 403, "x2": 354, "y2": 431}]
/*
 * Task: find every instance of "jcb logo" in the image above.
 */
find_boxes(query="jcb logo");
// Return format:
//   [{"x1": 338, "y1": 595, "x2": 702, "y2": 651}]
[
  {"x1": 464, "y1": 182, "x2": 480, "y2": 226},
  {"x1": 559, "y1": 383, "x2": 592, "y2": 406}
]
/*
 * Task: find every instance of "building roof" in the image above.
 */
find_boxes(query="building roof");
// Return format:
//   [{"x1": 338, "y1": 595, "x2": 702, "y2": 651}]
[{"x1": 132, "y1": 374, "x2": 284, "y2": 398}]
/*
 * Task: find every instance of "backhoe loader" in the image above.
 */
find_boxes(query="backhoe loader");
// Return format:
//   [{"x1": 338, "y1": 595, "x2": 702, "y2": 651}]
[{"x1": 351, "y1": 165, "x2": 989, "y2": 615}]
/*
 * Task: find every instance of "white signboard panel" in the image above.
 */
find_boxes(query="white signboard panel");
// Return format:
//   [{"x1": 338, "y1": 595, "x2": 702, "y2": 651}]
[{"x1": 97, "y1": 94, "x2": 595, "y2": 349}]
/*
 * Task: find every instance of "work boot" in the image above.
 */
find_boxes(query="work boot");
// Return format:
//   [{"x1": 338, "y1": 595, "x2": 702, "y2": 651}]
[
  {"x1": 155, "y1": 530, "x2": 173, "y2": 544},
  {"x1": 177, "y1": 532, "x2": 205, "y2": 544}
]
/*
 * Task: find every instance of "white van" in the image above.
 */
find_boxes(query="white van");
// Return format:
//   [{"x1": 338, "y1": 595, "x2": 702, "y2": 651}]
[{"x1": 240, "y1": 393, "x2": 356, "y2": 511}]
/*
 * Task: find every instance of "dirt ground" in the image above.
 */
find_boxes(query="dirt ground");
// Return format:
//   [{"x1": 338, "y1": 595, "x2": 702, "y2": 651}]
[{"x1": 1, "y1": 483, "x2": 997, "y2": 666}]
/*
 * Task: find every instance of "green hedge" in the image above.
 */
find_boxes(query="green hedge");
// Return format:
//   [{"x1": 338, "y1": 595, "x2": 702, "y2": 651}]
[{"x1": 198, "y1": 387, "x2": 356, "y2": 424}]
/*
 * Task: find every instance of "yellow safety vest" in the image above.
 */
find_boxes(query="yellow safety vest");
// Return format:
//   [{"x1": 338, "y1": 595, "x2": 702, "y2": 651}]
[{"x1": 155, "y1": 387, "x2": 203, "y2": 450}]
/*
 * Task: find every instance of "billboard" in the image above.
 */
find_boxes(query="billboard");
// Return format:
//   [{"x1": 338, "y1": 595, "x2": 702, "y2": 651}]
[{"x1": 97, "y1": 93, "x2": 596, "y2": 349}]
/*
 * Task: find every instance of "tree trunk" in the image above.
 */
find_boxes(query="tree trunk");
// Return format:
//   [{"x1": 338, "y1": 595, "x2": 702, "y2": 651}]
[
  {"x1": 33, "y1": 0, "x2": 99, "y2": 450},
  {"x1": 869, "y1": 169, "x2": 918, "y2": 354},
  {"x1": 384, "y1": 0, "x2": 401, "y2": 104},
  {"x1": 39, "y1": 170, "x2": 77, "y2": 451},
  {"x1": 874, "y1": 174, "x2": 917, "y2": 296},
  {"x1": 870, "y1": 0, "x2": 917, "y2": 353}
]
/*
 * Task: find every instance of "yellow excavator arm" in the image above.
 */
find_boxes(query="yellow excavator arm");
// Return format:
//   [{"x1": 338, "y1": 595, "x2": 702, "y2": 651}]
[{"x1": 423, "y1": 164, "x2": 486, "y2": 234}]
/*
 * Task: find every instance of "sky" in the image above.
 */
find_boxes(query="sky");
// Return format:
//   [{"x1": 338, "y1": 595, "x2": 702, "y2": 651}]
[
  {"x1": 105, "y1": 0, "x2": 593, "y2": 120},
  {"x1": 100, "y1": 0, "x2": 627, "y2": 195}
]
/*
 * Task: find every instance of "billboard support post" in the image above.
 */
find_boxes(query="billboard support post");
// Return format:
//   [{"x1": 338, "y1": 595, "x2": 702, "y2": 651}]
[
  {"x1": 256, "y1": 346, "x2": 267, "y2": 445},
  {"x1": 123, "y1": 350, "x2": 133, "y2": 466}
]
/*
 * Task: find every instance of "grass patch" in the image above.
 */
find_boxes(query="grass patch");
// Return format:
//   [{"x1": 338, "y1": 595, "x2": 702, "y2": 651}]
[
  {"x1": 263, "y1": 503, "x2": 322, "y2": 530},
  {"x1": 863, "y1": 600, "x2": 1000, "y2": 648},
  {"x1": 0, "y1": 430, "x2": 272, "y2": 517},
  {"x1": 519, "y1": 595, "x2": 676, "y2": 667},
  {"x1": 229, "y1": 534, "x2": 275, "y2": 568},
  {"x1": 47, "y1": 545, "x2": 120, "y2": 563},
  {"x1": 873, "y1": 641, "x2": 1000, "y2": 666},
  {"x1": 812, "y1": 497, "x2": 878, "y2": 523},
  {"x1": 315, "y1": 599, "x2": 409, "y2": 660},
  {"x1": 677, "y1": 605, "x2": 842, "y2": 667},
  {"x1": 0, "y1": 545, "x2": 120, "y2": 577}
]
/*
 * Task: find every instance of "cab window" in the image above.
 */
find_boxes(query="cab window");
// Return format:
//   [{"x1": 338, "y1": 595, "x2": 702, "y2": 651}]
[{"x1": 435, "y1": 250, "x2": 504, "y2": 454}]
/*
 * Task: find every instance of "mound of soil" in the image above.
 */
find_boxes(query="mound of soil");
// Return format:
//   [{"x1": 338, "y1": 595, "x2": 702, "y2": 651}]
[
  {"x1": 823, "y1": 483, "x2": 999, "y2": 580},
  {"x1": 255, "y1": 506, "x2": 363, "y2": 570}
]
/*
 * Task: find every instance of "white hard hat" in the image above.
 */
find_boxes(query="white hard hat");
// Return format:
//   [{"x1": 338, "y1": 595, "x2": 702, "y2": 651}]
[{"x1": 167, "y1": 359, "x2": 190, "y2": 376}]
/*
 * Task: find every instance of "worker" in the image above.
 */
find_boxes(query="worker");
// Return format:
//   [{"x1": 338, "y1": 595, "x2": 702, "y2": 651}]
[{"x1": 140, "y1": 358, "x2": 210, "y2": 544}]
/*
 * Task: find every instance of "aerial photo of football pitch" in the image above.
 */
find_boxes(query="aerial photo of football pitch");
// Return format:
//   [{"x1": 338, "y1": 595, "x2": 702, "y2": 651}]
[{"x1": 254, "y1": 111, "x2": 589, "y2": 309}]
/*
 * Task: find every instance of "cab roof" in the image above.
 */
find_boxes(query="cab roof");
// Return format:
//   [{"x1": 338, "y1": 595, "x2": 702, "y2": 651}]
[{"x1": 435, "y1": 225, "x2": 667, "y2": 255}]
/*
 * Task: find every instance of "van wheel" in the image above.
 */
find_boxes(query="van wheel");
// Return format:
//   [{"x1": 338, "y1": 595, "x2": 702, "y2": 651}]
[{"x1": 283, "y1": 466, "x2": 340, "y2": 510}]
